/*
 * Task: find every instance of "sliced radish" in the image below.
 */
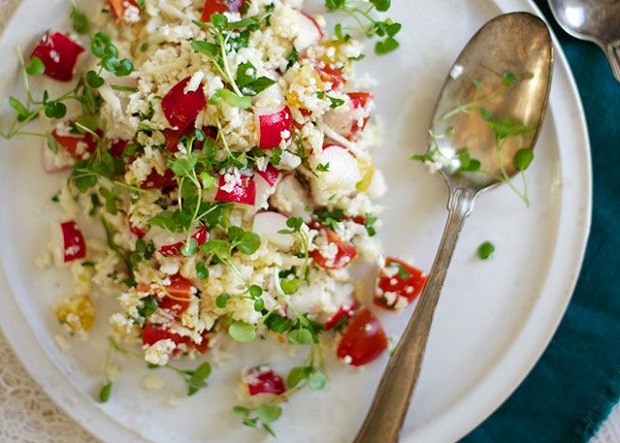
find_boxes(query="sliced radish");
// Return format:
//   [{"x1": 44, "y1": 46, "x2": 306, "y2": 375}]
[
  {"x1": 270, "y1": 174, "x2": 313, "y2": 221},
  {"x1": 31, "y1": 31, "x2": 84, "y2": 82},
  {"x1": 59, "y1": 221, "x2": 87, "y2": 262},
  {"x1": 162, "y1": 77, "x2": 206, "y2": 132},
  {"x1": 254, "y1": 164, "x2": 281, "y2": 209},
  {"x1": 252, "y1": 211, "x2": 294, "y2": 250},
  {"x1": 243, "y1": 366, "x2": 287, "y2": 396},
  {"x1": 323, "y1": 92, "x2": 373, "y2": 139},
  {"x1": 310, "y1": 145, "x2": 361, "y2": 202},
  {"x1": 214, "y1": 173, "x2": 256, "y2": 205},
  {"x1": 159, "y1": 226, "x2": 208, "y2": 257},
  {"x1": 293, "y1": 11, "x2": 324, "y2": 52},
  {"x1": 256, "y1": 105, "x2": 293, "y2": 150}
]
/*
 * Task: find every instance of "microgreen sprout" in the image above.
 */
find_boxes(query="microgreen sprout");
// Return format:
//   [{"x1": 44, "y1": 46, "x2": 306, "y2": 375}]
[
  {"x1": 325, "y1": 0, "x2": 401, "y2": 55},
  {"x1": 477, "y1": 241, "x2": 495, "y2": 260}
]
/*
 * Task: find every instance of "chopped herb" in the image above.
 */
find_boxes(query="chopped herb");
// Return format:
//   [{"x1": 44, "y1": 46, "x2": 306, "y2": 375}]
[{"x1": 477, "y1": 241, "x2": 495, "y2": 260}]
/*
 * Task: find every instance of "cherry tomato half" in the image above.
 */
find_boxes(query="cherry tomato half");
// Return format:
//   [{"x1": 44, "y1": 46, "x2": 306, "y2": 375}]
[{"x1": 336, "y1": 307, "x2": 388, "y2": 366}]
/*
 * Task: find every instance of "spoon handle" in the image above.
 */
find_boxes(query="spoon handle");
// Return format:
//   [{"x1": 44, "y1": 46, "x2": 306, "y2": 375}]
[
  {"x1": 606, "y1": 41, "x2": 620, "y2": 83},
  {"x1": 353, "y1": 187, "x2": 476, "y2": 443}
]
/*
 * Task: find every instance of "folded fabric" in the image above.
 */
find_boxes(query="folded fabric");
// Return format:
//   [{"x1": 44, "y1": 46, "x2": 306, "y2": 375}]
[{"x1": 461, "y1": 2, "x2": 620, "y2": 442}]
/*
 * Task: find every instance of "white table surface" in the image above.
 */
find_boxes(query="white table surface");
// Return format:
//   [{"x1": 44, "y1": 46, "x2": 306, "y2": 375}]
[{"x1": 0, "y1": 1, "x2": 617, "y2": 442}]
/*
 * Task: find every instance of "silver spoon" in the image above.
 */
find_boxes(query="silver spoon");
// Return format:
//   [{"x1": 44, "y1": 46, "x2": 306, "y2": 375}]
[
  {"x1": 353, "y1": 12, "x2": 553, "y2": 443},
  {"x1": 548, "y1": 0, "x2": 620, "y2": 82}
]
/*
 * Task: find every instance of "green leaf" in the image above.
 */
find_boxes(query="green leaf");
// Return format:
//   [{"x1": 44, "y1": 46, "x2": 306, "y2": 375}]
[
  {"x1": 375, "y1": 37, "x2": 399, "y2": 54},
  {"x1": 216, "y1": 293, "x2": 231, "y2": 308},
  {"x1": 327, "y1": 96, "x2": 345, "y2": 109},
  {"x1": 486, "y1": 119, "x2": 532, "y2": 140},
  {"x1": 236, "y1": 61, "x2": 257, "y2": 88},
  {"x1": 280, "y1": 278, "x2": 300, "y2": 295},
  {"x1": 208, "y1": 89, "x2": 252, "y2": 109},
  {"x1": 241, "y1": 77, "x2": 276, "y2": 96},
  {"x1": 210, "y1": 13, "x2": 228, "y2": 28},
  {"x1": 170, "y1": 156, "x2": 198, "y2": 178},
  {"x1": 138, "y1": 297, "x2": 158, "y2": 318},
  {"x1": 288, "y1": 327, "x2": 313, "y2": 345},
  {"x1": 71, "y1": 8, "x2": 90, "y2": 34},
  {"x1": 193, "y1": 362, "x2": 212, "y2": 380},
  {"x1": 196, "y1": 261, "x2": 209, "y2": 279},
  {"x1": 99, "y1": 380, "x2": 113, "y2": 403},
  {"x1": 308, "y1": 370, "x2": 328, "y2": 390},
  {"x1": 456, "y1": 148, "x2": 481, "y2": 172},
  {"x1": 233, "y1": 405, "x2": 251, "y2": 417},
  {"x1": 249, "y1": 285, "x2": 263, "y2": 298},
  {"x1": 229, "y1": 321, "x2": 256, "y2": 343},
  {"x1": 263, "y1": 313, "x2": 294, "y2": 333},
  {"x1": 256, "y1": 403, "x2": 282, "y2": 424},
  {"x1": 513, "y1": 148, "x2": 534, "y2": 171},
  {"x1": 286, "y1": 366, "x2": 309, "y2": 388},
  {"x1": 502, "y1": 70, "x2": 518, "y2": 86},
  {"x1": 44, "y1": 101, "x2": 67, "y2": 119},
  {"x1": 325, "y1": 0, "x2": 345, "y2": 10},
  {"x1": 8, "y1": 96, "x2": 31, "y2": 121},
  {"x1": 253, "y1": 298, "x2": 265, "y2": 312},
  {"x1": 477, "y1": 241, "x2": 495, "y2": 260},
  {"x1": 45, "y1": 132, "x2": 59, "y2": 154},
  {"x1": 25, "y1": 56, "x2": 45, "y2": 76},
  {"x1": 370, "y1": 0, "x2": 391, "y2": 12},
  {"x1": 191, "y1": 41, "x2": 219, "y2": 59}
]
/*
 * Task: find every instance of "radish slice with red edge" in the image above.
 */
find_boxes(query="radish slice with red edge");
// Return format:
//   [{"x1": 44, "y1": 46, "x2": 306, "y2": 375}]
[
  {"x1": 256, "y1": 105, "x2": 293, "y2": 150},
  {"x1": 294, "y1": 11, "x2": 324, "y2": 52},
  {"x1": 252, "y1": 211, "x2": 294, "y2": 249},
  {"x1": 59, "y1": 221, "x2": 87, "y2": 262},
  {"x1": 31, "y1": 31, "x2": 84, "y2": 82},
  {"x1": 159, "y1": 226, "x2": 208, "y2": 257},
  {"x1": 243, "y1": 366, "x2": 287, "y2": 396},
  {"x1": 253, "y1": 164, "x2": 281, "y2": 209},
  {"x1": 323, "y1": 92, "x2": 373, "y2": 139},
  {"x1": 214, "y1": 173, "x2": 256, "y2": 205},
  {"x1": 161, "y1": 76, "x2": 206, "y2": 132}
]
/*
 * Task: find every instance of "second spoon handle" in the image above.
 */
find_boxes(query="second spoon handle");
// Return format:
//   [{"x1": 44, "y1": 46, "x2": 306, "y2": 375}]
[{"x1": 353, "y1": 187, "x2": 476, "y2": 443}]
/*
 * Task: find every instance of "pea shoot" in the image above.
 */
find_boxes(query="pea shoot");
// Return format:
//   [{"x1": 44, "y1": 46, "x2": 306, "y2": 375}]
[{"x1": 477, "y1": 241, "x2": 495, "y2": 260}]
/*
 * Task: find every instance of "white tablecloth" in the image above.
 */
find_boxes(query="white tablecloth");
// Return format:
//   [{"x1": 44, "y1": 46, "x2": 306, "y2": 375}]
[{"x1": 0, "y1": 1, "x2": 618, "y2": 441}]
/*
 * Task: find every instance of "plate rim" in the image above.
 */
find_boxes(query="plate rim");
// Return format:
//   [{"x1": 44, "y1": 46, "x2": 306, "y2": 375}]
[{"x1": 0, "y1": 0, "x2": 592, "y2": 442}]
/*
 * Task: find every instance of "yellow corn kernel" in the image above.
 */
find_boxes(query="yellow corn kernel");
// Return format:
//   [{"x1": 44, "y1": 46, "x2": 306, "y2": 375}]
[{"x1": 55, "y1": 294, "x2": 96, "y2": 333}]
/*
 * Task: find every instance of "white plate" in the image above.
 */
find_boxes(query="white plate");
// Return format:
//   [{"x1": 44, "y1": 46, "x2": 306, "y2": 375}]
[{"x1": 0, "y1": 0, "x2": 591, "y2": 442}]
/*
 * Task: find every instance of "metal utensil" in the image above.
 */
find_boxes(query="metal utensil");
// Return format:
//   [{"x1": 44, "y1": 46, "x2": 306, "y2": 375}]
[
  {"x1": 353, "y1": 12, "x2": 553, "y2": 443},
  {"x1": 548, "y1": 0, "x2": 620, "y2": 82}
]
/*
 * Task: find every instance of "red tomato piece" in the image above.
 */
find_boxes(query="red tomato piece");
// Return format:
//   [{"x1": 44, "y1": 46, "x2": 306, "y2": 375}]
[
  {"x1": 31, "y1": 31, "x2": 85, "y2": 82},
  {"x1": 374, "y1": 257, "x2": 427, "y2": 310},
  {"x1": 142, "y1": 322, "x2": 191, "y2": 347},
  {"x1": 60, "y1": 220, "x2": 87, "y2": 262},
  {"x1": 161, "y1": 77, "x2": 206, "y2": 132},
  {"x1": 107, "y1": 0, "x2": 141, "y2": 23},
  {"x1": 159, "y1": 226, "x2": 209, "y2": 257},
  {"x1": 139, "y1": 169, "x2": 177, "y2": 189},
  {"x1": 214, "y1": 174, "x2": 256, "y2": 205},
  {"x1": 51, "y1": 127, "x2": 98, "y2": 160},
  {"x1": 157, "y1": 274, "x2": 194, "y2": 316},
  {"x1": 201, "y1": 0, "x2": 246, "y2": 22},
  {"x1": 193, "y1": 331, "x2": 211, "y2": 354},
  {"x1": 309, "y1": 223, "x2": 357, "y2": 270},
  {"x1": 336, "y1": 307, "x2": 388, "y2": 366},
  {"x1": 128, "y1": 218, "x2": 147, "y2": 238},
  {"x1": 244, "y1": 366, "x2": 287, "y2": 396},
  {"x1": 325, "y1": 303, "x2": 355, "y2": 330}
]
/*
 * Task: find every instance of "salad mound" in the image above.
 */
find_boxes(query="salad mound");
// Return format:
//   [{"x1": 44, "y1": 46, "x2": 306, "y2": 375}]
[{"x1": 4, "y1": 0, "x2": 426, "y2": 435}]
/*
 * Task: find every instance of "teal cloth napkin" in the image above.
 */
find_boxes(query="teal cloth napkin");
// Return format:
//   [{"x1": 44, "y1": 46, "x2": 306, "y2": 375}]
[{"x1": 462, "y1": 1, "x2": 620, "y2": 442}]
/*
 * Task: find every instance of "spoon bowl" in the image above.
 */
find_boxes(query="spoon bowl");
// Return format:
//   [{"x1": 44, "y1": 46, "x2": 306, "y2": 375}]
[
  {"x1": 353, "y1": 12, "x2": 553, "y2": 443},
  {"x1": 548, "y1": 0, "x2": 620, "y2": 81}
]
